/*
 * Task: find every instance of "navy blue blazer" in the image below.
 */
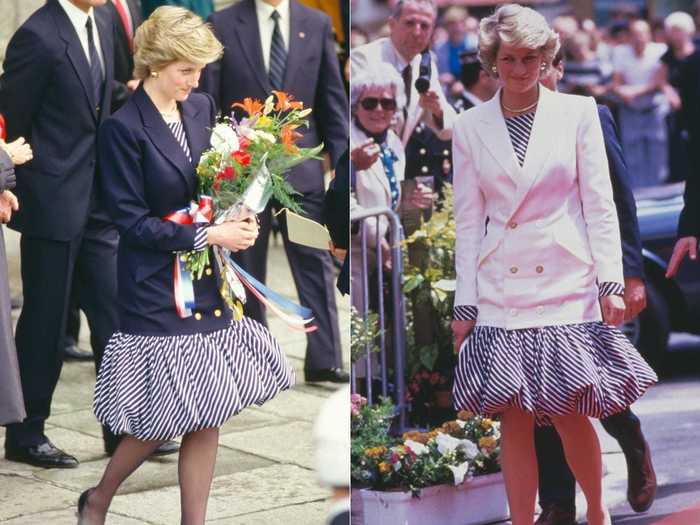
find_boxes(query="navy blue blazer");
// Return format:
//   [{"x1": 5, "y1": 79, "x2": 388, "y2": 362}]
[
  {"x1": 98, "y1": 86, "x2": 232, "y2": 335},
  {"x1": 598, "y1": 104, "x2": 644, "y2": 280},
  {"x1": 201, "y1": 0, "x2": 348, "y2": 193},
  {"x1": 0, "y1": 0, "x2": 120, "y2": 240}
]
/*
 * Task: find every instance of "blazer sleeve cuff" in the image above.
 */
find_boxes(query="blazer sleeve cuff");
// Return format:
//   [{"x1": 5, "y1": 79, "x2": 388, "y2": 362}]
[
  {"x1": 192, "y1": 225, "x2": 210, "y2": 252},
  {"x1": 598, "y1": 281, "x2": 625, "y2": 297},
  {"x1": 453, "y1": 305, "x2": 478, "y2": 321}
]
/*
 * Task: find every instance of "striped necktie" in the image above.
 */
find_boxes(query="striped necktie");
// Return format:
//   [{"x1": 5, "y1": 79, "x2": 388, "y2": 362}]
[
  {"x1": 269, "y1": 10, "x2": 287, "y2": 90},
  {"x1": 86, "y1": 17, "x2": 104, "y2": 108}
]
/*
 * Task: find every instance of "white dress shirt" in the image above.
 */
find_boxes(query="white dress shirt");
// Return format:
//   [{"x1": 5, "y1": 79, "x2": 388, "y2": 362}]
[
  {"x1": 57, "y1": 0, "x2": 105, "y2": 74},
  {"x1": 255, "y1": 0, "x2": 291, "y2": 74}
]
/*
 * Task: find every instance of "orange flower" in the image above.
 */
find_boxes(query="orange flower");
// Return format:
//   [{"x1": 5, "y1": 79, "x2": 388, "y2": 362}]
[
  {"x1": 232, "y1": 97, "x2": 264, "y2": 116},
  {"x1": 281, "y1": 124, "x2": 303, "y2": 153},
  {"x1": 272, "y1": 90, "x2": 304, "y2": 111}
]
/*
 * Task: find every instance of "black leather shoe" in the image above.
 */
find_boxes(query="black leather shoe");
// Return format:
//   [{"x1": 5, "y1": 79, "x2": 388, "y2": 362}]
[
  {"x1": 151, "y1": 440, "x2": 180, "y2": 456},
  {"x1": 305, "y1": 368, "x2": 350, "y2": 383},
  {"x1": 5, "y1": 440, "x2": 79, "y2": 468},
  {"x1": 63, "y1": 343, "x2": 94, "y2": 361},
  {"x1": 535, "y1": 503, "x2": 577, "y2": 525},
  {"x1": 104, "y1": 436, "x2": 179, "y2": 457}
]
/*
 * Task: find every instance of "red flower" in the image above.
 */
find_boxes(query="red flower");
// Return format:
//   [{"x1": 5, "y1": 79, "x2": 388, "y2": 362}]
[
  {"x1": 218, "y1": 166, "x2": 236, "y2": 180},
  {"x1": 232, "y1": 150, "x2": 251, "y2": 167},
  {"x1": 238, "y1": 137, "x2": 251, "y2": 150},
  {"x1": 213, "y1": 179, "x2": 221, "y2": 192}
]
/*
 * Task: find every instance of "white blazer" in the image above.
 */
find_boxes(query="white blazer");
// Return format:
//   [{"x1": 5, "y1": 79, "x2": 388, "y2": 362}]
[
  {"x1": 351, "y1": 37, "x2": 456, "y2": 146},
  {"x1": 453, "y1": 86, "x2": 623, "y2": 329},
  {"x1": 350, "y1": 122, "x2": 405, "y2": 309}
]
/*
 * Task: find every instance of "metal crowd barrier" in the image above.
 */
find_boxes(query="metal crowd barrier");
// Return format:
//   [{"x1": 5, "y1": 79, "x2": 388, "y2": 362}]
[{"x1": 350, "y1": 206, "x2": 407, "y2": 431}]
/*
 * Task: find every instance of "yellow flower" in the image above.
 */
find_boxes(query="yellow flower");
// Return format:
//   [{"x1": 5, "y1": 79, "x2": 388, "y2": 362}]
[
  {"x1": 479, "y1": 436, "x2": 497, "y2": 453},
  {"x1": 255, "y1": 115, "x2": 273, "y2": 130},
  {"x1": 457, "y1": 410, "x2": 474, "y2": 421},
  {"x1": 378, "y1": 461, "x2": 391, "y2": 474},
  {"x1": 480, "y1": 418, "x2": 493, "y2": 431},
  {"x1": 365, "y1": 446, "x2": 387, "y2": 459}
]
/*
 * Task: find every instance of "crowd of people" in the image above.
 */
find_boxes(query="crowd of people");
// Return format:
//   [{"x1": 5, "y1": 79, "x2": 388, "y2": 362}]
[
  {"x1": 0, "y1": 0, "x2": 350, "y2": 524},
  {"x1": 351, "y1": 1, "x2": 700, "y2": 190},
  {"x1": 349, "y1": 1, "x2": 700, "y2": 524}
]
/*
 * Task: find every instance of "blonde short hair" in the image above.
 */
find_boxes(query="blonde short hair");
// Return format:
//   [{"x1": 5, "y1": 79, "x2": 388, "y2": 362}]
[
  {"x1": 478, "y1": 4, "x2": 560, "y2": 77},
  {"x1": 133, "y1": 6, "x2": 223, "y2": 80}
]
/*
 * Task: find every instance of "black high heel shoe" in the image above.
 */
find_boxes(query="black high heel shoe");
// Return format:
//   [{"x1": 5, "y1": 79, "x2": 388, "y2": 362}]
[{"x1": 77, "y1": 488, "x2": 94, "y2": 524}]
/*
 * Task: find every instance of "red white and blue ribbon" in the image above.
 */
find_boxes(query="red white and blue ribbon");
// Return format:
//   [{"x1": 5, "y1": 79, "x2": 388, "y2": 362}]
[
  {"x1": 165, "y1": 196, "x2": 214, "y2": 318},
  {"x1": 164, "y1": 195, "x2": 316, "y2": 331}
]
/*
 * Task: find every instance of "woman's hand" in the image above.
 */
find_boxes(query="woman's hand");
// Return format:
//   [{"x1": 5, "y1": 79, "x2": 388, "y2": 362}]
[
  {"x1": 207, "y1": 217, "x2": 259, "y2": 252},
  {"x1": 666, "y1": 236, "x2": 697, "y2": 278},
  {"x1": 3, "y1": 137, "x2": 33, "y2": 165},
  {"x1": 408, "y1": 183, "x2": 435, "y2": 209},
  {"x1": 600, "y1": 294, "x2": 626, "y2": 326},
  {"x1": 350, "y1": 139, "x2": 380, "y2": 170},
  {"x1": 452, "y1": 319, "x2": 476, "y2": 354},
  {"x1": 0, "y1": 190, "x2": 19, "y2": 223}
]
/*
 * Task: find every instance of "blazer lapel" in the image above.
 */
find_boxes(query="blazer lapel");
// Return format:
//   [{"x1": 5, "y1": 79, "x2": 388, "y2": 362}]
[
  {"x1": 52, "y1": 1, "x2": 98, "y2": 121},
  {"x1": 511, "y1": 85, "x2": 557, "y2": 214},
  {"x1": 235, "y1": 0, "x2": 273, "y2": 94},
  {"x1": 473, "y1": 91, "x2": 521, "y2": 183},
  {"x1": 181, "y1": 100, "x2": 209, "y2": 179},
  {"x1": 134, "y1": 87, "x2": 196, "y2": 195},
  {"x1": 283, "y1": 1, "x2": 306, "y2": 90}
]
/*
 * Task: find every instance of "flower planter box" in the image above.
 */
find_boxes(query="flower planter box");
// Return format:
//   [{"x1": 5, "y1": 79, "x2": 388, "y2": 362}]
[{"x1": 353, "y1": 472, "x2": 509, "y2": 525}]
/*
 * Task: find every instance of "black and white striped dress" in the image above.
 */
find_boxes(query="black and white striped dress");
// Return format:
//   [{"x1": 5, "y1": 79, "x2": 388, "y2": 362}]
[
  {"x1": 93, "y1": 117, "x2": 295, "y2": 441},
  {"x1": 452, "y1": 111, "x2": 657, "y2": 425}
]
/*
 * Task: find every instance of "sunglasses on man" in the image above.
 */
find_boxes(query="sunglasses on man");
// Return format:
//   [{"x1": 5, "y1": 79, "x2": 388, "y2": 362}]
[{"x1": 360, "y1": 97, "x2": 397, "y2": 111}]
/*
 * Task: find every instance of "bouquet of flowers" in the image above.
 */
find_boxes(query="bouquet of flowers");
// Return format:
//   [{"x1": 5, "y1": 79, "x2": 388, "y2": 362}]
[
  {"x1": 352, "y1": 398, "x2": 501, "y2": 494},
  {"x1": 169, "y1": 91, "x2": 322, "y2": 326}
]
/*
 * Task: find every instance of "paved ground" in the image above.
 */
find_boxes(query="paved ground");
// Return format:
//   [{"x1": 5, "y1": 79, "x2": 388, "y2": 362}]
[{"x1": 0, "y1": 227, "x2": 349, "y2": 524}]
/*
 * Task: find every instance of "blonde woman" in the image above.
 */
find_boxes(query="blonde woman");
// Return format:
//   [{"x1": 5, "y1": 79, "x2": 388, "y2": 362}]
[
  {"x1": 450, "y1": 5, "x2": 657, "y2": 525},
  {"x1": 78, "y1": 7, "x2": 294, "y2": 524}
]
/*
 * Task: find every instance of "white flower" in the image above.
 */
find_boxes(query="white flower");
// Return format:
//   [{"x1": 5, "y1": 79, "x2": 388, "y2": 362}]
[
  {"x1": 298, "y1": 108, "x2": 312, "y2": 118},
  {"x1": 239, "y1": 127, "x2": 276, "y2": 144},
  {"x1": 435, "y1": 434, "x2": 479, "y2": 458},
  {"x1": 263, "y1": 95, "x2": 275, "y2": 115},
  {"x1": 447, "y1": 461, "x2": 471, "y2": 485},
  {"x1": 456, "y1": 420, "x2": 467, "y2": 429},
  {"x1": 404, "y1": 440, "x2": 429, "y2": 456},
  {"x1": 210, "y1": 123, "x2": 239, "y2": 155},
  {"x1": 393, "y1": 461, "x2": 402, "y2": 472},
  {"x1": 462, "y1": 440, "x2": 479, "y2": 459}
]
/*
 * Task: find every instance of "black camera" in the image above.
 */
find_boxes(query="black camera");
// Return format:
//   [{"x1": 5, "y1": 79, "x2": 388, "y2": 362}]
[{"x1": 414, "y1": 50, "x2": 432, "y2": 94}]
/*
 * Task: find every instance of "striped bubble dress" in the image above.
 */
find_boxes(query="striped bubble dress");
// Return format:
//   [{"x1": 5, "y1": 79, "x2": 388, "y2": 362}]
[
  {"x1": 452, "y1": 111, "x2": 657, "y2": 425},
  {"x1": 93, "y1": 119, "x2": 295, "y2": 441}
]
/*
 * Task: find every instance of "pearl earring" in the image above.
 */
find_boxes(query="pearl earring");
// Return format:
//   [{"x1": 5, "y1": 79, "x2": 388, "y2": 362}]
[
  {"x1": 150, "y1": 71, "x2": 159, "y2": 78},
  {"x1": 540, "y1": 63, "x2": 547, "y2": 72},
  {"x1": 491, "y1": 65, "x2": 497, "y2": 75}
]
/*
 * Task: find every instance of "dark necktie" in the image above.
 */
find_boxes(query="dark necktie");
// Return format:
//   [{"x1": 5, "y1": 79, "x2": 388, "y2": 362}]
[
  {"x1": 86, "y1": 17, "x2": 104, "y2": 108},
  {"x1": 402, "y1": 64, "x2": 412, "y2": 125},
  {"x1": 269, "y1": 11, "x2": 287, "y2": 90}
]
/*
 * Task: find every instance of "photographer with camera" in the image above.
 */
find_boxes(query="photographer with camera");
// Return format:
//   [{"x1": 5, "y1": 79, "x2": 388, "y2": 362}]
[{"x1": 351, "y1": 0, "x2": 456, "y2": 354}]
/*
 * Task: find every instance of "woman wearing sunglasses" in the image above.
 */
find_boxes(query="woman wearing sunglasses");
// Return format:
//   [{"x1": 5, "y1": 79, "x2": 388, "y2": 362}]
[{"x1": 349, "y1": 63, "x2": 406, "y2": 314}]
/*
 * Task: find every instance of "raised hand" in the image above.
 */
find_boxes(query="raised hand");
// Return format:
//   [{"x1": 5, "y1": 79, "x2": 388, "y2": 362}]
[{"x1": 666, "y1": 236, "x2": 697, "y2": 278}]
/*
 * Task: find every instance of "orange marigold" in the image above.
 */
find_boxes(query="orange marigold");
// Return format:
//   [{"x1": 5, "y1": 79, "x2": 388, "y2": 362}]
[{"x1": 457, "y1": 410, "x2": 475, "y2": 421}]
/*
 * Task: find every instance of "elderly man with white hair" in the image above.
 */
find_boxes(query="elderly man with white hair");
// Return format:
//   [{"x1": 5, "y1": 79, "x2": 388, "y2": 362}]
[{"x1": 661, "y1": 11, "x2": 696, "y2": 182}]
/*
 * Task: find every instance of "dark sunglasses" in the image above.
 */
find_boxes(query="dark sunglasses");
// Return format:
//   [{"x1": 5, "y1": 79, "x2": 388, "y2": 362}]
[{"x1": 360, "y1": 97, "x2": 397, "y2": 111}]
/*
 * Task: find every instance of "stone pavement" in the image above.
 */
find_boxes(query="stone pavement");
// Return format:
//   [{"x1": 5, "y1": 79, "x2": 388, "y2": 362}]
[{"x1": 0, "y1": 228, "x2": 349, "y2": 524}]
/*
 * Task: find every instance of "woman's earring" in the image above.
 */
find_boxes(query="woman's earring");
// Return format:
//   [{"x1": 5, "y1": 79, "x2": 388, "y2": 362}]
[
  {"x1": 150, "y1": 71, "x2": 159, "y2": 78},
  {"x1": 491, "y1": 65, "x2": 498, "y2": 76},
  {"x1": 540, "y1": 63, "x2": 547, "y2": 72}
]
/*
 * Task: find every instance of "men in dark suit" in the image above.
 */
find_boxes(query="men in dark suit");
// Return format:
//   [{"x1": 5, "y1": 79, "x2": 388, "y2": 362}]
[
  {"x1": 667, "y1": 48, "x2": 700, "y2": 276},
  {"x1": 0, "y1": 0, "x2": 121, "y2": 468},
  {"x1": 533, "y1": 54, "x2": 656, "y2": 525},
  {"x1": 109, "y1": 0, "x2": 142, "y2": 110},
  {"x1": 201, "y1": 0, "x2": 349, "y2": 383},
  {"x1": 451, "y1": 50, "x2": 498, "y2": 113}
]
